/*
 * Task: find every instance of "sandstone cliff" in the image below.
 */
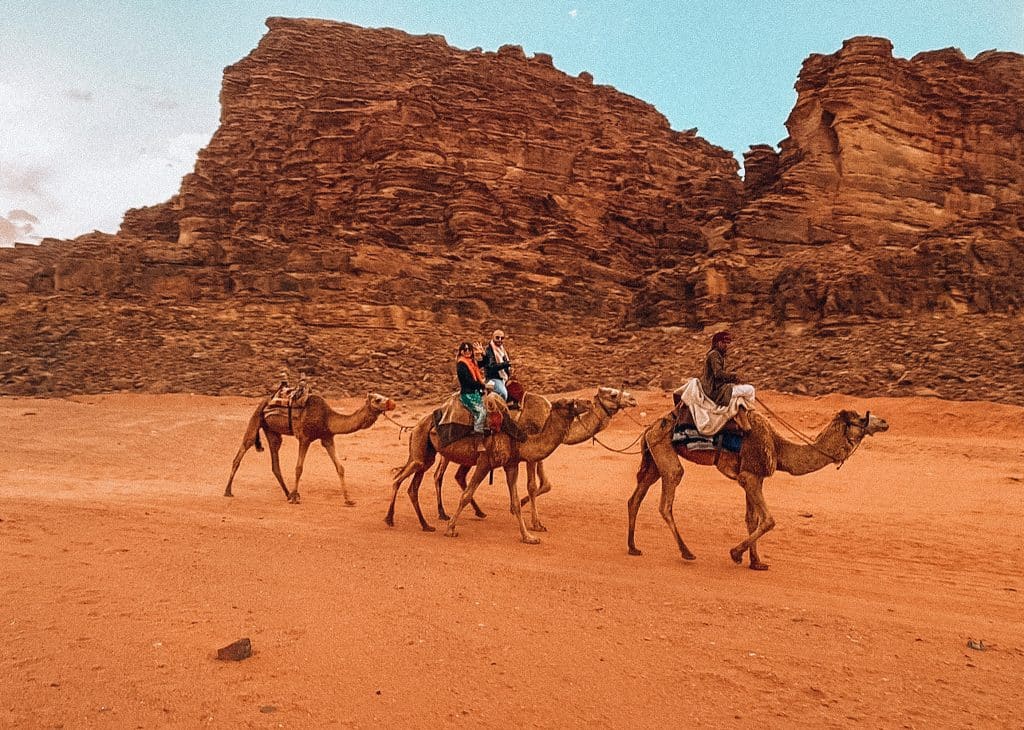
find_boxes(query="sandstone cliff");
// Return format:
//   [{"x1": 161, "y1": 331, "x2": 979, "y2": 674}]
[
  {"x1": 1, "y1": 21, "x2": 1022, "y2": 404},
  {"x1": 681, "y1": 37, "x2": 1024, "y2": 325}
]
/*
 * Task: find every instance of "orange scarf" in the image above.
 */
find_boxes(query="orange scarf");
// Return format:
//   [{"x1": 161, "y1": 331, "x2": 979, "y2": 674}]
[{"x1": 458, "y1": 354, "x2": 484, "y2": 384}]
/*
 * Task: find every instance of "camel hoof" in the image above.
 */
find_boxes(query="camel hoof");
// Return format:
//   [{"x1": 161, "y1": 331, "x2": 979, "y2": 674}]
[
  {"x1": 681, "y1": 550, "x2": 697, "y2": 561},
  {"x1": 421, "y1": 524, "x2": 437, "y2": 533},
  {"x1": 287, "y1": 492, "x2": 301, "y2": 504},
  {"x1": 729, "y1": 547, "x2": 744, "y2": 564},
  {"x1": 384, "y1": 517, "x2": 395, "y2": 527},
  {"x1": 344, "y1": 499, "x2": 356, "y2": 507},
  {"x1": 437, "y1": 513, "x2": 450, "y2": 522},
  {"x1": 223, "y1": 491, "x2": 233, "y2": 498},
  {"x1": 473, "y1": 511, "x2": 487, "y2": 520},
  {"x1": 749, "y1": 561, "x2": 770, "y2": 571},
  {"x1": 628, "y1": 547, "x2": 643, "y2": 556},
  {"x1": 532, "y1": 524, "x2": 548, "y2": 533},
  {"x1": 522, "y1": 535, "x2": 541, "y2": 545},
  {"x1": 444, "y1": 529, "x2": 458, "y2": 538}
]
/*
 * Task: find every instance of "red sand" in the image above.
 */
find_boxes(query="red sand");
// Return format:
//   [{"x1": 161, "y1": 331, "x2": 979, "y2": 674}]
[{"x1": 2, "y1": 391, "x2": 1021, "y2": 727}]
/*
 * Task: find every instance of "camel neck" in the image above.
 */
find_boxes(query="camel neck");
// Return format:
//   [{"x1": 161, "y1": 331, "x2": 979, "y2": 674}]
[
  {"x1": 519, "y1": 407, "x2": 577, "y2": 461},
  {"x1": 327, "y1": 404, "x2": 376, "y2": 435},
  {"x1": 775, "y1": 420, "x2": 855, "y2": 476},
  {"x1": 563, "y1": 405, "x2": 611, "y2": 445}
]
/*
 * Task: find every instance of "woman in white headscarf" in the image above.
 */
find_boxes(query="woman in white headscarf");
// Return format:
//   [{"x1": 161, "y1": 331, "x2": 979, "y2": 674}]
[{"x1": 481, "y1": 329, "x2": 512, "y2": 400}]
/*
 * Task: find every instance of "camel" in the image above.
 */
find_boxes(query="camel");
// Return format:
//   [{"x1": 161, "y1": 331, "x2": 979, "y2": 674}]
[
  {"x1": 430, "y1": 387, "x2": 640, "y2": 520},
  {"x1": 626, "y1": 406, "x2": 888, "y2": 569},
  {"x1": 224, "y1": 391, "x2": 396, "y2": 505},
  {"x1": 386, "y1": 393, "x2": 591, "y2": 543}
]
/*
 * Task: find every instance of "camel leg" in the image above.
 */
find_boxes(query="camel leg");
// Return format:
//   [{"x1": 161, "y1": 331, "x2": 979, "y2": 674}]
[
  {"x1": 266, "y1": 432, "x2": 291, "y2": 500},
  {"x1": 453, "y1": 464, "x2": 486, "y2": 519},
  {"x1": 738, "y1": 492, "x2": 769, "y2": 570},
  {"x1": 387, "y1": 461, "x2": 419, "y2": 526},
  {"x1": 519, "y1": 460, "x2": 553, "y2": 507},
  {"x1": 321, "y1": 437, "x2": 355, "y2": 507},
  {"x1": 224, "y1": 440, "x2": 252, "y2": 497},
  {"x1": 444, "y1": 462, "x2": 491, "y2": 538},
  {"x1": 225, "y1": 403, "x2": 268, "y2": 497},
  {"x1": 729, "y1": 473, "x2": 775, "y2": 569},
  {"x1": 289, "y1": 439, "x2": 311, "y2": 504},
  {"x1": 504, "y1": 463, "x2": 540, "y2": 544},
  {"x1": 656, "y1": 460, "x2": 696, "y2": 561},
  {"x1": 524, "y1": 461, "x2": 546, "y2": 532},
  {"x1": 433, "y1": 456, "x2": 451, "y2": 520},
  {"x1": 408, "y1": 470, "x2": 436, "y2": 532},
  {"x1": 627, "y1": 440, "x2": 662, "y2": 556}
]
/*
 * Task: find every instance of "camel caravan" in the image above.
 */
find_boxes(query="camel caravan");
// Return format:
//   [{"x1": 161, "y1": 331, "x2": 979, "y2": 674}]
[{"x1": 223, "y1": 330, "x2": 887, "y2": 570}]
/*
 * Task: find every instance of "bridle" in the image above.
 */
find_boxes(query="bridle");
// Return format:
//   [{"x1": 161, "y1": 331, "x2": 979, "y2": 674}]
[
  {"x1": 834, "y1": 410, "x2": 871, "y2": 469},
  {"x1": 758, "y1": 400, "x2": 871, "y2": 470}
]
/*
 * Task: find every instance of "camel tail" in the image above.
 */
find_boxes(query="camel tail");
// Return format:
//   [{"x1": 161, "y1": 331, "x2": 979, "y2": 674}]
[{"x1": 245, "y1": 400, "x2": 269, "y2": 453}]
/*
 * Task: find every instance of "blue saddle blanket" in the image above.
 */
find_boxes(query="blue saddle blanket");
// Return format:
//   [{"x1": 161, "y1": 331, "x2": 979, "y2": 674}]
[{"x1": 671, "y1": 425, "x2": 743, "y2": 453}]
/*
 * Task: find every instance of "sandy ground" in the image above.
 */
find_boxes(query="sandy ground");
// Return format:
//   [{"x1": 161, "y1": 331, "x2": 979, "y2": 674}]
[{"x1": 1, "y1": 390, "x2": 1022, "y2": 728}]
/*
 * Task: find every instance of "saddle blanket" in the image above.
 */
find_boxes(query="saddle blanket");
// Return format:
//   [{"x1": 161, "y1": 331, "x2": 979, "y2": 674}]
[
  {"x1": 671, "y1": 425, "x2": 743, "y2": 453},
  {"x1": 432, "y1": 393, "x2": 480, "y2": 449}
]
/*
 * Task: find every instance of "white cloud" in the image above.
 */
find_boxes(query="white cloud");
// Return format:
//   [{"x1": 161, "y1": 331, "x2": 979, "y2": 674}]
[
  {"x1": 0, "y1": 64, "x2": 214, "y2": 240},
  {"x1": 569, "y1": 8, "x2": 578, "y2": 18},
  {"x1": 0, "y1": 208, "x2": 40, "y2": 246}
]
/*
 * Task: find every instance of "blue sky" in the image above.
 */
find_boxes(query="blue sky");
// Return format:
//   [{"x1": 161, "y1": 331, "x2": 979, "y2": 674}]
[{"x1": 1, "y1": 0, "x2": 1021, "y2": 243}]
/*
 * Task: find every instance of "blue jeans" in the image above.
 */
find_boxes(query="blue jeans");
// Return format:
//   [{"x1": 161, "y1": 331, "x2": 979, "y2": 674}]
[
  {"x1": 489, "y1": 378, "x2": 508, "y2": 400},
  {"x1": 460, "y1": 392, "x2": 487, "y2": 432}
]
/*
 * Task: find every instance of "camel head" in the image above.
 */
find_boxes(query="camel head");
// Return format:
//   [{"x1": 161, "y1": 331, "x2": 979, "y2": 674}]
[
  {"x1": 837, "y1": 409, "x2": 889, "y2": 440},
  {"x1": 550, "y1": 397, "x2": 594, "y2": 420},
  {"x1": 367, "y1": 392, "x2": 397, "y2": 413},
  {"x1": 595, "y1": 386, "x2": 638, "y2": 413}
]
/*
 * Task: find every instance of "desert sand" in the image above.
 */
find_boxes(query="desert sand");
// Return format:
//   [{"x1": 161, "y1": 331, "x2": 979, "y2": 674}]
[{"x1": 1, "y1": 390, "x2": 1021, "y2": 728}]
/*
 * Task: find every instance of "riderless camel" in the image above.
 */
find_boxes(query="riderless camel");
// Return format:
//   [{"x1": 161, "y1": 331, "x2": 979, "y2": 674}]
[{"x1": 224, "y1": 391, "x2": 396, "y2": 505}]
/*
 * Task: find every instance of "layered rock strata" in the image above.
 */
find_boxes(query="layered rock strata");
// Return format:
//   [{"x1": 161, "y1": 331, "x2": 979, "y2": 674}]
[
  {"x1": 676, "y1": 37, "x2": 1024, "y2": 325},
  {"x1": 1, "y1": 23, "x2": 1022, "y2": 403}
]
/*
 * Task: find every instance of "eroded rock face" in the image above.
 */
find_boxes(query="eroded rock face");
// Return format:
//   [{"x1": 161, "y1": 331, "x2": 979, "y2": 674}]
[
  {"x1": 684, "y1": 36, "x2": 1024, "y2": 325},
  {"x1": 1, "y1": 23, "x2": 1022, "y2": 403}
]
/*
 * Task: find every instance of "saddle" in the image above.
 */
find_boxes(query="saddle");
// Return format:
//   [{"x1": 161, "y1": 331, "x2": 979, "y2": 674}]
[
  {"x1": 264, "y1": 381, "x2": 311, "y2": 434},
  {"x1": 268, "y1": 381, "x2": 310, "y2": 409},
  {"x1": 432, "y1": 393, "x2": 526, "y2": 449},
  {"x1": 670, "y1": 404, "x2": 747, "y2": 460}
]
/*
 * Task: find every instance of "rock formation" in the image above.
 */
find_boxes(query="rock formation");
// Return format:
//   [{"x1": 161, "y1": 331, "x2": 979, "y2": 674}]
[
  {"x1": 1, "y1": 22, "x2": 1022, "y2": 404},
  {"x1": 684, "y1": 37, "x2": 1024, "y2": 325}
]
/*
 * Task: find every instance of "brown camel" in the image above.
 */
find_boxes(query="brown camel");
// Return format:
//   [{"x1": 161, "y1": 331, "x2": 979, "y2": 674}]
[
  {"x1": 627, "y1": 406, "x2": 888, "y2": 569},
  {"x1": 386, "y1": 394, "x2": 590, "y2": 542},
  {"x1": 430, "y1": 387, "x2": 639, "y2": 519},
  {"x1": 224, "y1": 391, "x2": 396, "y2": 505}
]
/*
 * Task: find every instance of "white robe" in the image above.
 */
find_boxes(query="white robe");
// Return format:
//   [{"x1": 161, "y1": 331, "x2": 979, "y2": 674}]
[{"x1": 674, "y1": 377, "x2": 756, "y2": 436}]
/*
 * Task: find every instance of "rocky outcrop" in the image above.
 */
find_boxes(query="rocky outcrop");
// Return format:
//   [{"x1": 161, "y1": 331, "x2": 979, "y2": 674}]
[
  {"x1": 677, "y1": 36, "x2": 1024, "y2": 325},
  {"x1": 1, "y1": 23, "x2": 1022, "y2": 404},
  {"x1": 1, "y1": 18, "x2": 739, "y2": 329}
]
